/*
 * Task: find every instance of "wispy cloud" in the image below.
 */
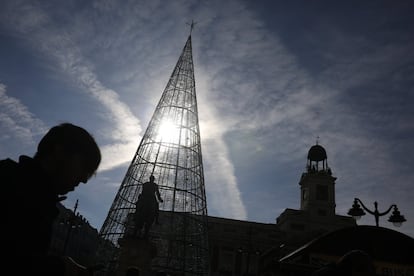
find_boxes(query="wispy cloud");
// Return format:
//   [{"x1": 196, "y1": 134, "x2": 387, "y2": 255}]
[
  {"x1": 1, "y1": 1, "x2": 142, "y2": 171},
  {"x1": 197, "y1": 72, "x2": 247, "y2": 219},
  {"x1": 0, "y1": 83, "x2": 47, "y2": 156}
]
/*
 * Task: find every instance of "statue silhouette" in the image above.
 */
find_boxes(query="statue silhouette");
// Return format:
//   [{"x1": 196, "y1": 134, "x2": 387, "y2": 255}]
[{"x1": 133, "y1": 175, "x2": 163, "y2": 238}]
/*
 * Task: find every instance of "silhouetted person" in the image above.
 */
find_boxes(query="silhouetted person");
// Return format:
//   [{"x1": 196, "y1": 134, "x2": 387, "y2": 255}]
[
  {"x1": 133, "y1": 175, "x2": 163, "y2": 238},
  {"x1": 312, "y1": 249, "x2": 375, "y2": 276},
  {"x1": 0, "y1": 123, "x2": 101, "y2": 275}
]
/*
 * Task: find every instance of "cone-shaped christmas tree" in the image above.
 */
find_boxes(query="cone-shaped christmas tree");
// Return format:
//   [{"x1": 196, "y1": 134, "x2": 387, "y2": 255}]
[{"x1": 98, "y1": 32, "x2": 209, "y2": 276}]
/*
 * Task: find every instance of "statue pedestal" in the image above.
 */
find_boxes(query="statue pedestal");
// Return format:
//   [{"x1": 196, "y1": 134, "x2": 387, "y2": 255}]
[{"x1": 117, "y1": 237, "x2": 157, "y2": 276}]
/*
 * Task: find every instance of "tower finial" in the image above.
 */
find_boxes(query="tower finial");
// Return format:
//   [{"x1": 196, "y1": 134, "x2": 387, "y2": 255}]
[
  {"x1": 186, "y1": 20, "x2": 197, "y2": 35},
  {"x1": 316, "y1": 136, "x2": 320, "y2": 145}
]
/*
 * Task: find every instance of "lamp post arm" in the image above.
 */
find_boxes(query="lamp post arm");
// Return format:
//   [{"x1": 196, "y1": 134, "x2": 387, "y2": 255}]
[
  {"x1": 355, "y1": 198, "x2": 376, "y2": 216},
  {"x1": 378, "y1": 204, "x2": 396, "y2": 217}
]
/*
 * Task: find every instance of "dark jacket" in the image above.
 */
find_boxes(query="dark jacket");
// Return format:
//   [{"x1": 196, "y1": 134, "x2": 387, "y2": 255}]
[{"x1": 0, "y1": 156, "x2": 64, "y2": 273}]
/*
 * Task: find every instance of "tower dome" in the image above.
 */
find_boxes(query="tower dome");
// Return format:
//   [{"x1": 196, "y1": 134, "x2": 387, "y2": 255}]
[
  {"x1": 306, "y1": 143, "x2": 330, "y2": 173},
  {"x1": 308, "y1": 144, "x2": 327, "y2": 161}
]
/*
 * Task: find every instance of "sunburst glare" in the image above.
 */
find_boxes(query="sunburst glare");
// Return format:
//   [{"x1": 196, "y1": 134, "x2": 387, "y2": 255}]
[{"x1": 157, "y1": 119, "x2": 180, "y2": 143}]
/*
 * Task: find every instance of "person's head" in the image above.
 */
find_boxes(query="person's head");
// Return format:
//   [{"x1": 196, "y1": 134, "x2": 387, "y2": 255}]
[{"x1": 34, "y1": 123, "x2": 101, "y2": 195}]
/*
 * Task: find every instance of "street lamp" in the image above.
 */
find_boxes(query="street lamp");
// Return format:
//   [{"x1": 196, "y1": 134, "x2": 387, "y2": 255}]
[{"x1": 348, "y1": 198, "x2": 406, "y2": 227}]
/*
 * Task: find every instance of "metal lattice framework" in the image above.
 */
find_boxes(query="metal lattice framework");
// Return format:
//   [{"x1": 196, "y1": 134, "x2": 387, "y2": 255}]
[{"x1": 97, "y1": 34, "x2": 209, "y2": 275}]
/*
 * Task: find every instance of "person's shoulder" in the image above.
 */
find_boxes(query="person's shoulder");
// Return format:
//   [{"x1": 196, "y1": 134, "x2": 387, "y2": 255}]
[
  {"x1": 0, "y1": 158, "x2": 20, "y2": 199},
  {"x1": 0, "y1": 157, "x2": 18, "y2": 170},
  {"x1": 1, "y1": 155, "x2": 37, "y2": 172},
  {"x1": 0, "y1": 156, "x2": 37, "y2": 189},
  {"x1": 0, "y1": 157, "x2": 16, "y2": 164}
]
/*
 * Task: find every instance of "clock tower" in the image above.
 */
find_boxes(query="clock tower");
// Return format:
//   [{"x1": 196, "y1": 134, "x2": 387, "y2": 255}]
[
  {"x1": 300, "y1": 143, "x2": 336, "y2": 217},
  {"x1": 276, "y1": 143, "x2": 355, "y2": 249}
]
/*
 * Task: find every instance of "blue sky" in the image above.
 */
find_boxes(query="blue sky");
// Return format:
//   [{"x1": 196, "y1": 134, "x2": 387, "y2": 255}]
[{"x1": 1, "y1": 0, "x2": 414, "y2": 238}]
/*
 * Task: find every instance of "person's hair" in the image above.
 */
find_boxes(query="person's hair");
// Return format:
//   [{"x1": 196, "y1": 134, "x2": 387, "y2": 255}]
[{"x1": 35, "y1": 123, "x2": 101, "y2": 175}]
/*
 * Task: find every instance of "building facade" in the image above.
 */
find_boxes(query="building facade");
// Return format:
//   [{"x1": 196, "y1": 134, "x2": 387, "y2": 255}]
[
  {"x1": 275, "y1": 144, "x2": 356, "y2": 252},
  {"x1": 49, "y1": 201, "x2": 100, "y2": 267},
  {"x1": 207, "y1": 143, "x2": 356, "y2": 276},
  {"x1": 207, "y1": 216, "x2": 284, "y2": 276}
]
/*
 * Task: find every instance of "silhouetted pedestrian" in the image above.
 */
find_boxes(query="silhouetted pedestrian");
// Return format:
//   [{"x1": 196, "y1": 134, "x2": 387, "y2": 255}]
[{"x1": 1, "y1": 123, "x2": 101, "y2": 275}]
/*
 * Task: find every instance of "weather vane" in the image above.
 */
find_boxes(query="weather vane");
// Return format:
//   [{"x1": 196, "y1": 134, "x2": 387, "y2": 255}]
[{"x1": 186, "y1": 20, "x2": 197, "y2": 35}]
